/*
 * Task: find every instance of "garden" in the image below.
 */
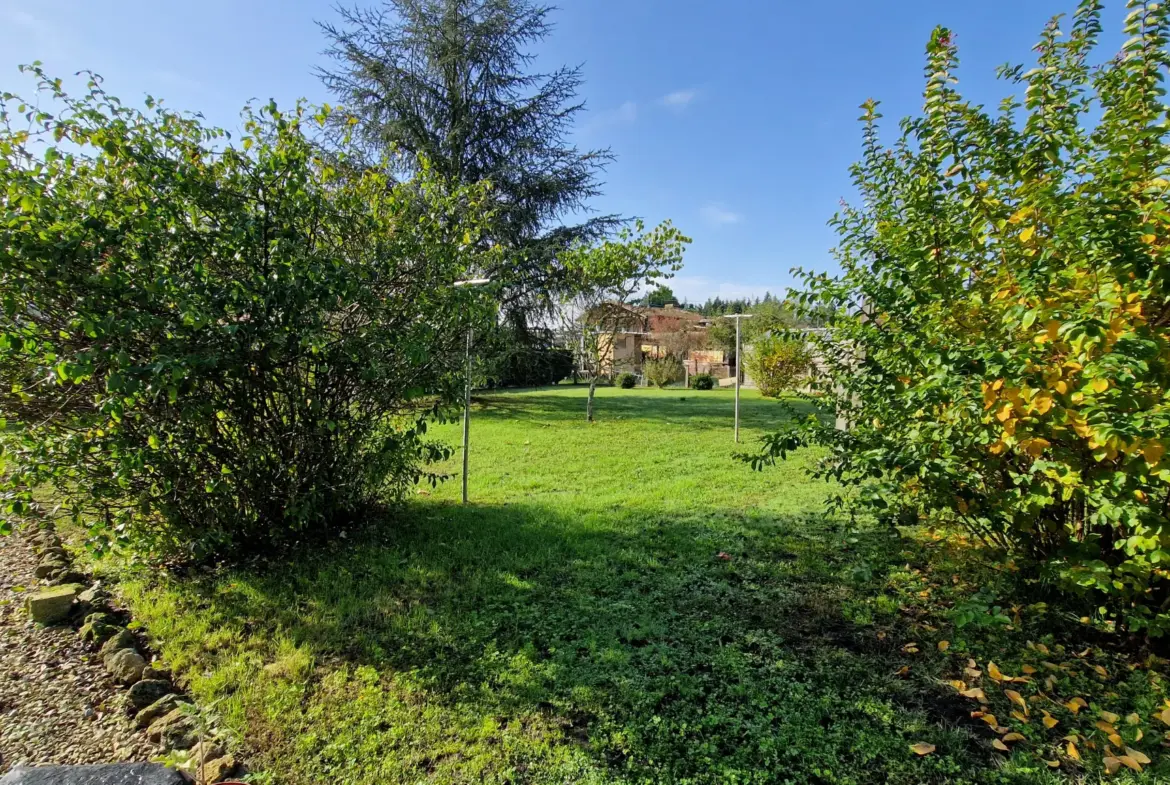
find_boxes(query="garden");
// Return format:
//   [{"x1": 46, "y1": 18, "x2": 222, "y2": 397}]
[{"x1": 3, "y1": 0, "x2": 1170, "y2": 783}]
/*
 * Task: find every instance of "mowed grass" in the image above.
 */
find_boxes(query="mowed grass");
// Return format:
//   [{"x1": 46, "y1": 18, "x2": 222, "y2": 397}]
[{"x1": 105, "y1": 387, "x2": 1166, "y2": 784}]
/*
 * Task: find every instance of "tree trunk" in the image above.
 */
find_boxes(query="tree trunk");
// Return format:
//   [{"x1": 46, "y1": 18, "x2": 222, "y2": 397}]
[{"x1": 587, "y1": 377, "x2": 596, "y2": 422}]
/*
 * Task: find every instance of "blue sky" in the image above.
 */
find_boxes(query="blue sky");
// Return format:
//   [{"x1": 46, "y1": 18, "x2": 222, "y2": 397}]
[{"x1": 0, "y1": 0, "x2": 1128, "y2": 303}]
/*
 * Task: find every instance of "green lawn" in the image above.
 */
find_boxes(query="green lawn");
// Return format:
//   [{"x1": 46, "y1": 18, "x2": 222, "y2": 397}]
[{"x1": 105, "y1": 386, "x2": 1167, "y2": 784}]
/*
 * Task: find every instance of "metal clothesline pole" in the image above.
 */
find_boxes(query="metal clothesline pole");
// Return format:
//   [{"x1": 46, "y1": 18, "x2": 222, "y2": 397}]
[
  {"x1": 725, "y1": 313, "x2": 753, "y2": 443},
  {"x1": 454, "y1": 277, "x2": 493, "y2": 504}
]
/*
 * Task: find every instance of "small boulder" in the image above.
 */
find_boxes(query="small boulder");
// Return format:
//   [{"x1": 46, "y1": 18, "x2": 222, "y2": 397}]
[
  {"x1": 142, "y1": 665, "x2": 172, "y2": 682},
  {"x1": 77, "y1": 583, "x2": 110, "y2": 610},
  {"x1": 136, "y1": 694, "x2": 183, "y2": 729},
  {"x1": 186, "y1": 740, "x2": 224, "y2": 766},
  {"x1": 48, "y1": 569, "x2": 87, "y2": 586},
  {"x1": 128, "y1": 678, "x2": 174, "y2": 709},
  {"x1": 202, "y1": 755, "x2": 236, "y2": 784},
  {"x1": 80, "y1": 620, "x2": 120, "y2": 646},
  {"x1": 26, "y1": 584, "x2": 82, "y2": 624},
  {"x1": 146, "y1": 707, "x2": 197, "y2": 749},
  {"x1": 33, "y1": 559, "x2": 68, "y2": 579},
  {"x1": 99, "y1": 629, "x2": 136, "y2": 660},
  {"x1": 85, "y1": 611, "x2": 116, "y2": 627},
  {"x1": 0, "y1": 763, "x2": 189, "y2": 785},
  {"x1": 105, "y1": 648, "x2": 147, "y2": 685}
]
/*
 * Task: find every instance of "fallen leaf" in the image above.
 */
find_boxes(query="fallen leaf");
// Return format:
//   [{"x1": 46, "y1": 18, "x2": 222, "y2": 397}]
[
  {"x1": 895, "y1": 665, "x2": 910, "y2": 678},
  {"x1": 1067, "y1": 741, "x2": 1081, "y2": 760},
  {"x1": 980, "y1": 714, "x2": 999, "y2": 728},
  {"x1": 1096, "y1": 720, "x2": 1117, "y2": 735},
  {"x1": 1011, "y1": 710, "x2": 1029, "y2": 723},
  {"x1": 1002, "y1": 733, "x2": 1026, "y2": 742},
  {"x1": 1042, "y1": 710, "x2": 1059, "y2": 729},
  {"x1": 938, "y1": 640, "x2": 950, "y2": 652},
  {"x1": 1045, "y1": 759, "x2": 1060, "y2": 768},
  {"x1": 991, "y1": 739, "x2": 1009, "y2": 752},
  {"x1": 988, "y1": 662, "x2": 1005, "y2": 682},
  {"x1": 1065, "y1": 697, "x2": 1087, "y2": 714},
  {"x1": 1100, "y1": 710, "x2": 1120, "y2": 724},
  {"x1": 1126, "y1": 713, "x2": 1141, "y2": 726},
  {"x1": 1124, "y1": 747, "x2": 1150, "y2": 765},
  {"x1": 1158, "y1": 707, "x2": 1170, "y2": 726},
  {"x1": 947, "y1": 680, "x2": 967, "y2": 691},
  {"x1": 1094, "y1": 665, "x2": 1109, "y2": 679},
  {"x1": 960, "y1": 687, "x2": 988, "y2": 703},
  {"x1": 1077, "y1": 647, "x2": 1092, "y2": 658},
  {"x1": 1035, "y1": 643, "x2": 1050, "y2": 655},
  {"x1": 1103, "y1": 756, "x2": 1120, "y2": 775},
  {"x1": 964, "y1": 667, "x2": 982, "y2": 681},
  {"x1": 1108, "y1": 733, "x2": 1123, "y2": 747},
  {"x1": 1118, "y1": 755, "x2": 1142, "y2": 772},
  {"x1": 910, "y1": 742, "x2": 936, "y2": 756},
  {"x1": 1006, "y1": 690, "x2": 1028, "y2": 715},
  {"x1": 1021, "y1": 665, "x2": 1037, "y2": 675}
]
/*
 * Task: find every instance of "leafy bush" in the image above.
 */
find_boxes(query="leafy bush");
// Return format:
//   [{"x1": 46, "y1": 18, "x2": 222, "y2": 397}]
[
  {"x1": 644, "y1": 357, "x2": 683, "y2": 389},
  {"x1": 744, "y1": 336, "x2": 812, "y2": 398},
  {"x1": 0, "y1": 68, "x2": 495, "y2": 558},
  {"x1": 690, "y1": 373, "x2": 715, "y2": 391},
  {"x1": 618, "y1": 372, "x2": 637, "y2": 389},
  {"x1": 488, "y1": 326, "x2": 574, "y2": 388},
  {"x1": 758, "y1": 4, "x2": 1170, "y2": 634}
]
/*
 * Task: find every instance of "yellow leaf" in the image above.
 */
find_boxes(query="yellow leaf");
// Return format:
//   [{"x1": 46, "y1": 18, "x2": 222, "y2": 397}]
[
  {"x1": 992, "y1": 738, "x2": 1010, "y2": 752},
  {"x1": 1002, "y1": 732, "x2": 1025, "y2": 742},
  {"x1": 1067, "y1": 741, "x2": 1081, "y2": 760},
  {"x1": 988, "y1": 662, "x2": 1005, "y2": 682},
  {"x1": 1011, "y1": 710, "x2": 1029, "y2": 723},
  {"x1": 980, "y1": 713, "x2": 999, "y2": 728},
  {"x1": 948, "y1": 680, "x2": 967, "y2": 691},
  {"x1": 1144, "y1": 440, "x2": 1165, "y2": 467},
  {"x1": 1094, "y1": 665, "x2": 1109, "y2": 679},
  {"x1": 1109, "y1": 733, "x2": 1124, "y2": 747},
  {"x1": 961, "y1": 687, "x2": 988, "y2": 703},
  {"x1": 1158, "y1": 707, "x2": 1170, "y2": 725},
  {"x1": 1126, "y1": 747, "x2": 1152, "y2": 765},
  {"x1": 1045, "y1": 321, "x2": 1060, "y2": 343},
  {"x1": 1126, "y1": 713, "x2": 1141, "y2": 726},
  {"x1": 1020, "y1": 226, "x2": 1036, "y2": 243},
  {"x1": 1033, "y1": 392, "x2": 1054, "y2": 414},
  {"x1": 910, "y1": 742, "x2": 936, "y2": 756},
  {"x1": 1142, "y1": 233, "x2": 1157, "y2": 244},
  {"x1": 1006, "y1": 690, "x2": 1027, "y2": 713},
  {"x1": 996, "y1": 404, "x2": 1013, "y2": 423},
  {"x1": 1045, "y1": 759, "x2": 1060, "y2": 768},
  {"x1": 1103, "y1": 756, "x2": 1121, "y2": 774},
  {"x1": 1091, "y1": 378, "x2": 1109, "y2": 394},
  {"x1": 1097, "y1": 720, "x2": 1118, "y2": 735},
  {"x1": 1022, "y1": 438, "x2": 1051, "y2": 458},
  {"x1": 1042, "y1": 710, "x2": 1059, "y2": 729},
  {"x1": 1066, "y1": 697, "x2": 1087, "y2": 714},
  {"x1": 1034, "y1": 643, "x2": 1049, "y2": 655},
  {"x1": 1100, "y1": 710, "x2": 1120, "y2": 724},
  {"x1": 989, "y1": 440, "x2": 1007, "y2": 455},
  {"x1": 1118, "y1": 755, "x2": 1142, "y2": 772},
  {"x1": 1021, "y1": 665, "x2": 1037, "y2": 674},
  {"x1": 938, "y1": 641, "x2": 950, "y2": 652}
]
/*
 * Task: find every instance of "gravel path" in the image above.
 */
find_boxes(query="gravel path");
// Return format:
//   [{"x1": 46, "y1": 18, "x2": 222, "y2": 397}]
[{"x1": 0, "y1": 528, "x2": 155, "y2": 772}]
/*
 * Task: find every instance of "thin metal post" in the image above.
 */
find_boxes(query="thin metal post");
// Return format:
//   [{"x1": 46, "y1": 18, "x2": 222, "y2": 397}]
[
  {"x1": 462, "y1": 327, "x2": 473, "y2": 504},
  {"x1": 734, "y1": 317, "x2": 741, "y2": 443}
]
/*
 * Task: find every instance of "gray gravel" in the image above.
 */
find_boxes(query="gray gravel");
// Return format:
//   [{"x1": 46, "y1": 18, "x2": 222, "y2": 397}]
[{"x1": 0, "y1": 529, "x2": 155, "y2": 772}]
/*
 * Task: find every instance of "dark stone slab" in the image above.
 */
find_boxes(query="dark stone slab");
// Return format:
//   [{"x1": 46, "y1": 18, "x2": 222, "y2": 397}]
[{"x1": 0, "y1": 763, "x2": 189, "y2": 785}]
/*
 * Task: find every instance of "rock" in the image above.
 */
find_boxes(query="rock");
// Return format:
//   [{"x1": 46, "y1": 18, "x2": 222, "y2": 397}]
[
  {"x1": 146, "y1": 707, "x2": 197, "y2": 749},
  {"x1": 48, "y1": 569, "x2": 88, "y2": 586},
  {"x1": 136, "y1": 694, "x2": 183, "y2": 728},
  {"x1": 99, "y1": 629, "x2": 136, "y2": 659},
  {"x1": 25, "y1": 584, "x2": 82, "y2": 624},
  {"x1": 128, "y1": 678, "x2": 174, "y2": 709},
  {"x1": 104, "y1": 648, "x2": 146, "y2": 685},
  {"x1": 33, "y1": 559, "x2": 68, "y2": 579},
  {"x1": 77, "y1": 583, "x2": 109, "y2": 610},
  {"x1": 80, "y1": 620, "x2": 119, "y2": 646},
  {"x1": 202, "y1": 755, "x2": 236, "y2": 783},
  {"x1": 38, "y1": 546, "x2": 69, "y2": 560},
  {"x1": 84, "y1": 611, "x2": 116, "y2": 627},
  {"x1": 0, "y1": 763, "x2": 190, "y2": 785},
  {"x1": 186, "y1": 740, "x2": 224, "y2": 766},
  {"x1": 142, "y1": 665, "x2": 172, "y2": 682}
]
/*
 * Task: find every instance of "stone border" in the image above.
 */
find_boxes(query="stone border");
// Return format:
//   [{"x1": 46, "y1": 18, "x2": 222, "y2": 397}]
[{"x1": 21, "y1": 511, "x2": 244, "y2": 785}]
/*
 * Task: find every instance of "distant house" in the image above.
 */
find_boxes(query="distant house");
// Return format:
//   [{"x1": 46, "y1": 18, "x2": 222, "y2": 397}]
[{"x1": 588, "y1": 304, "x2": 731, "y2": 379}]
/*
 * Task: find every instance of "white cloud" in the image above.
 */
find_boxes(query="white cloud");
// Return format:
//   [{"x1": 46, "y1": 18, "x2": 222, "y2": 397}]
[
  {"x1": 660, "y1": 89, "x2": 697, "y2": 110},
  {"x1": 667, "y1": 276, "x2": 783, "y2": 305},
  {"x1": 699, "y1": 203, "x2": 742, "y2": 227},
  {"x1": 581, "y1": 99, "x2": 637, "y2": 133}
]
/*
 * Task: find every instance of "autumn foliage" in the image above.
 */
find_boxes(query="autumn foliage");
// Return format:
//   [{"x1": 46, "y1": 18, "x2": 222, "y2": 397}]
[{"x1": 762, "y1": 1, "x2": 1170, "y2": 634}]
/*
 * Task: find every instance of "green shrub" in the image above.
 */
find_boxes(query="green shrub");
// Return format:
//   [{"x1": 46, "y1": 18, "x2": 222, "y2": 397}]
[
  {"x1": 744, "y1": 336, "x2": 812, "y2": 398},
  {"x1": 618, "y1": 373, "x2": 637, "y2": 389},
  {"x1": 757, "y1": 4, "x2": 1170, "y2": 634},
  {"x1": 690, "y1": 373, "x2": 715, "y2": 390},
  {"x1": 0, "y1": 68, "x2": 496, "y2": 558},
  {"x1": 644, "y1": 357, "x2": 683, "y2": 389}
]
